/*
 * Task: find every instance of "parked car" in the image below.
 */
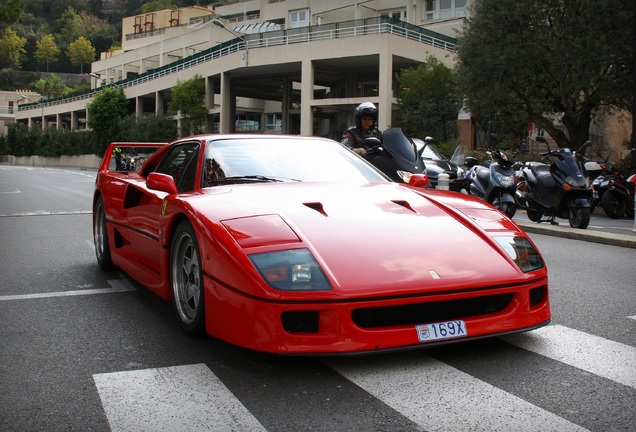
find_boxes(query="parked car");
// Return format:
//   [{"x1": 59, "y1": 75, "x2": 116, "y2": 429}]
[
  {"x1": 93, "y1": 134, "x2": 550, "y2": 355},
  {"x1": 413, "y1": 137, "x2": 468, "y2": 192}
]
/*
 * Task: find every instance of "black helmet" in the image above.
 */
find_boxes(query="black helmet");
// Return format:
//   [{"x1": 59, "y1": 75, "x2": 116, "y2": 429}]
[{"x1": 354, "y1": 102, "x2": 378, "y2": 128}]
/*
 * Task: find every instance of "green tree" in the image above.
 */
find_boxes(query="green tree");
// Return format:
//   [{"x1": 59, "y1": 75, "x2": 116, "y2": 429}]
[
  {"x1": 456, "y1": 0, "x2": 634, "y2": 149},
  {"x1": 35, "y1": 34, "x2": 61, "y2": 72},
  {"x1": 28, "y1": 74, "x2": 70, "y2": 99},
  {"x1": 66, "y1": 36, "x2": 95, "y2": 73},
  {"x1": 142, "y1": 0, "x2": 176, "y2": 13},
  {"x1": 0, "y1": 27, "x2": 27, "y2": 69},
  {"x1": 168, "y1": 74, "x2": 207, "y2": 136},
  {"x1": 396, "y1": 57, "x2": 461, "y2": 142},
  {"x1": 0, "y1": 0, "x2": 24, "y2": 24},
  {"x1": 87, "y1": 87, "x2": 130, "y2": 149}
]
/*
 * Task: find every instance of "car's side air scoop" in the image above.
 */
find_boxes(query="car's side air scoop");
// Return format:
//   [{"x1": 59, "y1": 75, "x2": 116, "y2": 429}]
[{"x1": 391, "y1": 200, "x2": 417, "y2": 213}]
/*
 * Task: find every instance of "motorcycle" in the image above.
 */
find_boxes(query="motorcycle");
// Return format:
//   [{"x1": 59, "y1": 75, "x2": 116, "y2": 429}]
[
  {"x1": 462, "y1": 137, "x2": 517, "y2": 218},
  {"x1": 413, "y1": 136, "x2": 469, "y2": 192},
  {"x1": 516, "y1": 136, "x2": 592, "y2": 228},
  {"x1": 590, "y1": 158, "x2": 635, "y2": 219},
  {"x1": 362, "y1": 128, "x2": 428, "y2": 185}
]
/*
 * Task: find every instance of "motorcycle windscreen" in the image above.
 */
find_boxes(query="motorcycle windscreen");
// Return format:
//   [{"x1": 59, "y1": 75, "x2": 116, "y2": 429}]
[{"x1": 382, "y1": 128, "x2": 425, "y2": 172}]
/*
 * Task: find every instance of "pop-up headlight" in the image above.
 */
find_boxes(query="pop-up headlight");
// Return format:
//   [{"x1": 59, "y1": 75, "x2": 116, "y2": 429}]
[
  {"x1": 249, "y1": 248, "x2": 332, "y2": 291},
  {"x1": 494, "y1": 236, "x2": 544, "y2": 272}
]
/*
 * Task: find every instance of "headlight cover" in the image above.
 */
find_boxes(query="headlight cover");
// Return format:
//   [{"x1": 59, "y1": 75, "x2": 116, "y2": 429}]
[
  {"x1": 249, "y1": 248, "x2": 332, "y2": 291},
  {"x1": 494, "y1": 236, "x2": 544, "y2": 272},
  {"x1": 493, "y1": 170, "x2": 515, "y2": 188}
]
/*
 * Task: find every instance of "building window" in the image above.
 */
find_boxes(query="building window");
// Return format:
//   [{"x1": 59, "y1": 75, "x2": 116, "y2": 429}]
[
  {"x1": 290, "y1": 9, "x2": 310, "y2": 28},
  {"x1": 380, "y1": 9, "x2": 406, "y2": 21},
  {"x1": 424, "y1": 0, "x2": 438, "y2": 21},
  {"x1": 235, "y1": 113, "x2": 261, "y2": 132},
  {"x1": 423, "y1": 0, "x2": 468, "y2": 21},
  {"x1": 265, "y1": 113, "x2": 282, "y2": 131}
]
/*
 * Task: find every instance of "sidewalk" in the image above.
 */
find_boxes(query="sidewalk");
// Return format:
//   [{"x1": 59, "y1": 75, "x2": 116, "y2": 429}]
[{"x1": 513, "y1": 210, "x2": 636, "y2": 249}]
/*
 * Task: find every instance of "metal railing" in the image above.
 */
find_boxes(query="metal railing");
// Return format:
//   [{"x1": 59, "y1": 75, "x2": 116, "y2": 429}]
[{"x1": 18, "y1": 17, "x2": 457, "y2": 113}]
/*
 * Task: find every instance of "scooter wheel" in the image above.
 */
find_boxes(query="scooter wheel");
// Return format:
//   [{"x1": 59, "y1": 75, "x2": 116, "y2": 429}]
[
  {"x1": 569, "y1": 207, "x2": 590, "y2": 229},
  {"x1": 600, "y1": 191, "x2": 626, "y2": 219},
  {"x1": 527, "y1": 208, "x2": 542, "y2": 222}
]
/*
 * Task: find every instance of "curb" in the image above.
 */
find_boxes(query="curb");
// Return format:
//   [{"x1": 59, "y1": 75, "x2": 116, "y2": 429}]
[{"x1": 515, "y1": 221, "x2": 636, "y2": 249}]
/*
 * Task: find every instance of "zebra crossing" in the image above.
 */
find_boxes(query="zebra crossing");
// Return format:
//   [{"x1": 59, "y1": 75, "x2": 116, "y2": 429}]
[{"x1": 93, "y1": 323, "x2": 636, "y2": 432}]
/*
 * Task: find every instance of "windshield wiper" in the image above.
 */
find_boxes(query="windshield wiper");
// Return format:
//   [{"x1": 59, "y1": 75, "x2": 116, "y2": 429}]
[{"x1": 208, "y1": 175, "x2": 300, "y2": 185}]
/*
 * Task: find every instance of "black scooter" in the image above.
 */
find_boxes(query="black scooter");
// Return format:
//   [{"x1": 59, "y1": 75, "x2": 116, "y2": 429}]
[
  {"x1": 463, "y1": 138, "x2": 517, "y2": 218},
  {"x1": 362, "y1": 128, "x2": 428, "y2": 185},
  {"x1": 517, "y1": 136, "x2": 592, "y2": 228}
]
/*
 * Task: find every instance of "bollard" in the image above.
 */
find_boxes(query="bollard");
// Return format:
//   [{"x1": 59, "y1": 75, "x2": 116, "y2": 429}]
[{"x1": 437, "y1": 173, "x2": 450, "y2": 190}]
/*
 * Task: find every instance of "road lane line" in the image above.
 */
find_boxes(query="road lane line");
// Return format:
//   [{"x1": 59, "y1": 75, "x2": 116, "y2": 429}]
[
  {"x1": 93, "y1": 363, "x2": 266, "y2": 432},
  {"x1": 0, "y1": 210, "x2": 93, "y2": 217},
  {"x1": 326, "y1": 352, "x2": 588, "y2": 432},
  {"x1": 502, "y1": 324, "x2": 636, "y2": 389},
  {"x1": 0, "y1": 279, "x2": 136, "y2": 301},
  {"x1": 628, "y1": 315, "x2": 636, "y2": 320}
]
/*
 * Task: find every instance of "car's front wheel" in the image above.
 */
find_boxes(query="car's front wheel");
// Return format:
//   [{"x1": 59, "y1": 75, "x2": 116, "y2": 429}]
[
  {"x1": 93, "y1": 196, "x2": 114, "y2": 270},
  {"x1": 170, "y1": 220, "x2": 206, "y2": 336}
]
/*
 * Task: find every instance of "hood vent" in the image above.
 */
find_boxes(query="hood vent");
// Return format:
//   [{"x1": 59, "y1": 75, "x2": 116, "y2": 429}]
[
  {"x1": 303, "y1": 202, "x2": 327, "y2": 217},
  {"x1": 392, "y1": 200, "x2": 417, "y2": 213}
]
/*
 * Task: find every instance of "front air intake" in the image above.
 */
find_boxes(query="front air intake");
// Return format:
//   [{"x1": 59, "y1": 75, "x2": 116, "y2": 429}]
[{"x1": 281, "y1": 311, "x2": 319, "y2": 333}]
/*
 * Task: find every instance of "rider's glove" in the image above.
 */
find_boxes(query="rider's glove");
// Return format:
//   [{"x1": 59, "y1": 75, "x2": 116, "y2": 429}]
[{"x1": 353, "y1": 147, "x2": 368, "y2": 157}]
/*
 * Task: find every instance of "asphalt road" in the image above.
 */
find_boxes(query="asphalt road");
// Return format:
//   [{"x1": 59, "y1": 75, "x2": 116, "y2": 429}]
[{"x1": 1, "y1": 165, "x2": 634, "y2": 432}]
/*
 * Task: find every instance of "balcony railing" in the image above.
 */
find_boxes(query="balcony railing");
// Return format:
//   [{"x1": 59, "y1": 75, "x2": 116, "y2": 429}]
[{"x1": 18, "y1": 17, "x2": 457, "y2": 113}]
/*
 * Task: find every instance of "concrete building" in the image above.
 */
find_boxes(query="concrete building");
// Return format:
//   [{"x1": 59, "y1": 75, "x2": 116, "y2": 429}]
[{"x1": 13, "y1": 0, "x2": 470, "y2": 143}]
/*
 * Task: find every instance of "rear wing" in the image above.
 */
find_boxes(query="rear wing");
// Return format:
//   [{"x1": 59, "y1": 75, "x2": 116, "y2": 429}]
[{"x1": 100, "y1": 142, "x2": 169, "y2": 172}]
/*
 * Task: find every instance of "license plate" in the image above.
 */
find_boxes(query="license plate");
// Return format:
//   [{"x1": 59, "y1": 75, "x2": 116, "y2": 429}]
[{"x1": 416, "y1": 320, "x2": 467, "y2": 342}]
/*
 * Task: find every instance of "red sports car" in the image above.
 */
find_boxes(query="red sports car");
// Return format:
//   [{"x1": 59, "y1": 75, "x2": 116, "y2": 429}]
[{"x1": 93, "y1": 134, "x2": 550, "y2": 354}]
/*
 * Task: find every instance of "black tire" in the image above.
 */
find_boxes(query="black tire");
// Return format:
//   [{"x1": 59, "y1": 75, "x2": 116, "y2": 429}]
[
  {"x1": 501, "y1": 202, "x2": 516, "y2": 218},
  {"x1": 569, "y1": 206, "x2": 591, "y2": 229},
  {"x1": 93, "y1": 196, "x2": 114, "y2": 270},
  {"x1": 600, "y1": 191, "x2": 626, "y2": 219},
  {"x1": 527, "y1": 208, "x2": 542, "y2": 222},
  {"x1": 170, "y1": 220, "x2": 206, "y2": 337}
]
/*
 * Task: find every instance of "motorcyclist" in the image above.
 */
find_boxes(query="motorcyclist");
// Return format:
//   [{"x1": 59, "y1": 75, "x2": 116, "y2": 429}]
[{"x1": 341, "y1": 102, "x2": 383, "y2": 157}]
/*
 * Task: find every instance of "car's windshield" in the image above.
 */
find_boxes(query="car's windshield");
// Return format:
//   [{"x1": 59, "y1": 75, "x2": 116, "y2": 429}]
[
  {"x1": 201, "y1": 137, "x2": 388, "y2": 187},
  {"x1": 421, "y1": 145, "x2": 446, "y2": 161}
]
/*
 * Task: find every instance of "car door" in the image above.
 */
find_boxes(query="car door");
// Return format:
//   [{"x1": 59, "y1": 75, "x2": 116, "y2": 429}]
[{"x1": 126, "y1": 142, "x2": 201, "y2": 282}]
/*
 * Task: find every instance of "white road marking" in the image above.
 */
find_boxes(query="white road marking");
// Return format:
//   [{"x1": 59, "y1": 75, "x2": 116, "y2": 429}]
[
  {"x1": 0, "y1": 210, "x2": 92, "y2": 217},
  {"x1": 502, "y1": 324, "x2": 636, "y2": 389},
  {"x1": 0, "y1": 278, "x2": 136, "y2": 301},
  {"x1": 0, "y1": 189, "x2": 20, "y2": 194},
  {"x1": 628, "y1": 315, "x2": 636, "y2": 320},
  {"x1": 93, "y1": 363, "x2": 266, "y2": 432},
  {"x1": 326, "y1": 352, "x2": 588, "y2": 432}
]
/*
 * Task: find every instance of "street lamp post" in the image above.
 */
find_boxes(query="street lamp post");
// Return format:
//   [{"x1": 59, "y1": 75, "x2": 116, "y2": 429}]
[{"x1": 212, "y1": 18, "x2": 248, "y2": 67}]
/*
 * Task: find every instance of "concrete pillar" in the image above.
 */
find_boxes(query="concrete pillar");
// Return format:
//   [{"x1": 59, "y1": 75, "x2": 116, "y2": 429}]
[
  {"x1": 219, "y1": 72, "x2": 232, "y2": 133},
  {"x1": 71, "y1": 111, "x2": 78, "y2": 131},
  {"x1": 378, "y1": 52, "x2": 393, "y2": 130},
  {"x1": 300, "y1": 59, "x2": 314, "y2": 136},
  {"x1": 282, "y1": 77, "x2": 291, "y2": 134},
  {"x1": 205, "y1": 76, "x2": 215, "y2": 133},
  {"x1": 136, "y1": 96, "x2": 143, "y2": 118},
  {"x1": 156, "y1": 91, "x2": 164, "y2": 114}
]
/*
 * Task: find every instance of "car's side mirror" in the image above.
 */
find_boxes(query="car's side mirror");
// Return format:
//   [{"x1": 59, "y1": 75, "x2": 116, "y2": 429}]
[
  {"x1": 407, "y1": 173, "x2": 429, "y2": 188},
  {"x1": 147, "y1": 172, "x2": 178, "y2": 195}
]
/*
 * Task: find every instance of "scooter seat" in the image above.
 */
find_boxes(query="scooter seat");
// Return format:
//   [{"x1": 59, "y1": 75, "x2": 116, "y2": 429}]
[{"x1": 532, "y1": 164, "x2": 557, "y2": 188}]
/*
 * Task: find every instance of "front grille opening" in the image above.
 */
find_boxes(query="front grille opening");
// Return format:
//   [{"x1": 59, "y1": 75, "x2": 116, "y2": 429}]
[
  {"x1": 352, "y1": 293, "x2": 513, "y2": 328},
  {"x1": 281, "y1": 311, "x2": 319, "y2": 333},
  {"x1": 529, "y1": 285, "x2": 547, "y2": 307}
]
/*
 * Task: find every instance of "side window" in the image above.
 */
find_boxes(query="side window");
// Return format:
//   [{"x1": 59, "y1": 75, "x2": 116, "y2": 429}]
[{"x1": 155, "y1": 142, "x2": 200, "y2": 193}]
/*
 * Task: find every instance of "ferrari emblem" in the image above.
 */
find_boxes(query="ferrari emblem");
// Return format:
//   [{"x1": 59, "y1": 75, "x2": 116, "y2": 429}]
[{"x1": 161, "y1": 200, "x2": 168, "y2": 216}]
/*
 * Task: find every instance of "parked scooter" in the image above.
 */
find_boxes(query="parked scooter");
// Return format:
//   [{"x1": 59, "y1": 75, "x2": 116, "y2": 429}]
[
  {"x1": 517, "y1": 136, "x2": 592, "y2": 228},
  {"x1": 362, "y1": 128, "x2": 428, "y2": 185},
  {"x1": 463, "y1": 136, "x2": 517, "y2": 218},
  {"x1": 590, "y1": 158, "x2": 635, "y2": 219}
]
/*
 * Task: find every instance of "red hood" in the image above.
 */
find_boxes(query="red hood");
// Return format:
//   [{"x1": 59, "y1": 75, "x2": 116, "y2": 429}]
[{"x1": 195, "y1": 182, "x2": 525, "y2": 295}]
